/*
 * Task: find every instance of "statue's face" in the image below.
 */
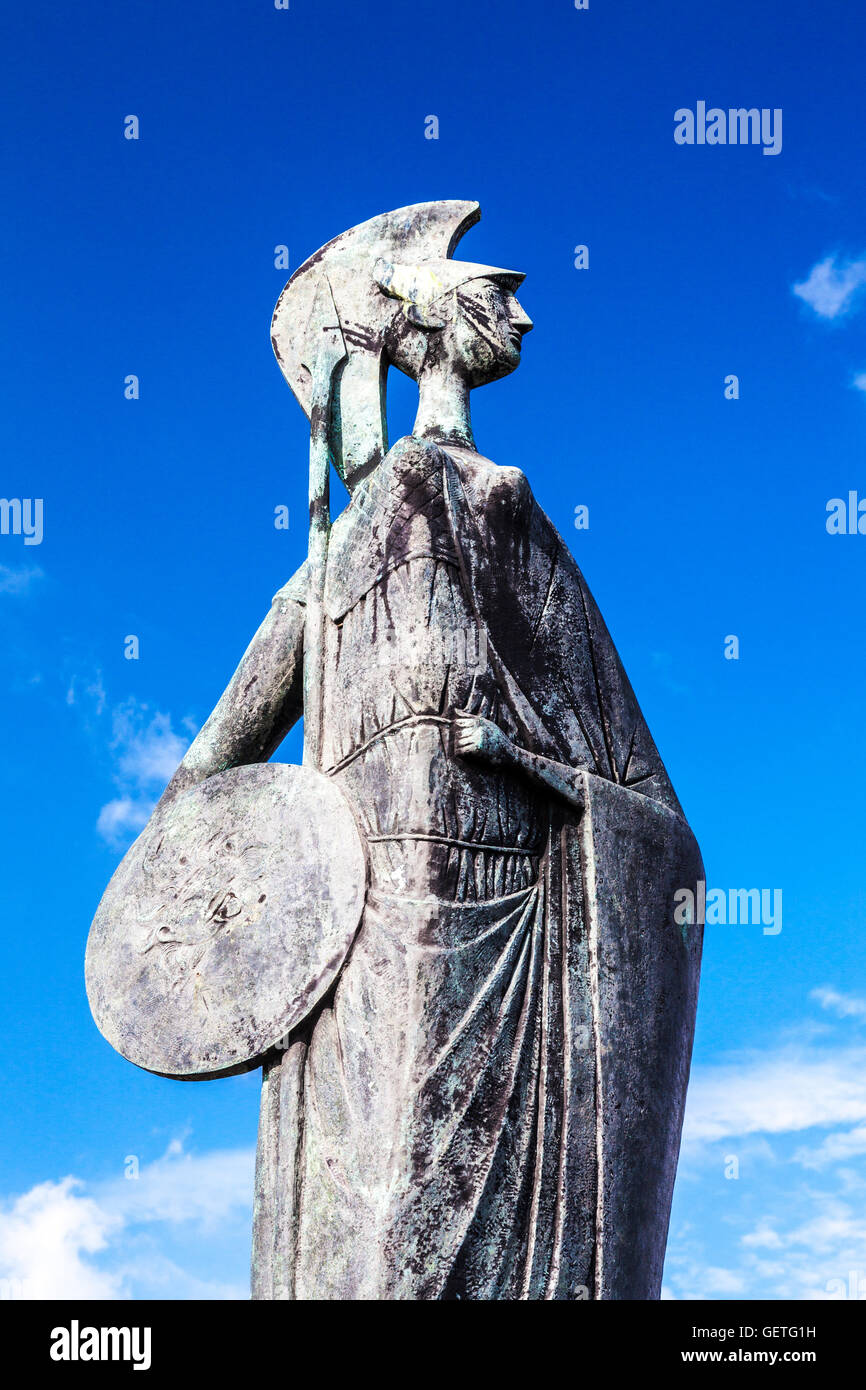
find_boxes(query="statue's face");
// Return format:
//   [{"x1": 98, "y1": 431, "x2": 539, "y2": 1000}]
[{"x1": 450, "y1": 278, "x2": 533, "y2": 386}]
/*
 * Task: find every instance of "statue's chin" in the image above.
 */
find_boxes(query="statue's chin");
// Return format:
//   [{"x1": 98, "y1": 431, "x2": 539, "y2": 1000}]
[{"x1": 474, "y1": 355, "x2": 520, "y2": 387}]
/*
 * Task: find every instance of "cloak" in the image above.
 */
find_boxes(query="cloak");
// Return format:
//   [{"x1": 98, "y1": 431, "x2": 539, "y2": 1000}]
[
  {"x1": 255, "y1": 437, "x2": 703, "y2": 1299},
  {"x1": 439, "y1": 445, "x2": 703, "y2": 1297}
]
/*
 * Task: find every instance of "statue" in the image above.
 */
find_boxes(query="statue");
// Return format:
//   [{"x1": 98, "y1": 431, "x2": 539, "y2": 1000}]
[{"x1": 86, "y1": 200, "x2": 703, "y2": 1300}]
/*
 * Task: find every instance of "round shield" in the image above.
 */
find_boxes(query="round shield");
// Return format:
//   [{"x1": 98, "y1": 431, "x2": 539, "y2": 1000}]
[{"x1": 85, "y1": 763, "x2": 366, "y2": 1080}]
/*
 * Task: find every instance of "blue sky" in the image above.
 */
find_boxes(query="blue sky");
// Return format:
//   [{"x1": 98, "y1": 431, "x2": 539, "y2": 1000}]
[{"x1": 1, "y1": 0, "x2": 865, "y2": 1299}]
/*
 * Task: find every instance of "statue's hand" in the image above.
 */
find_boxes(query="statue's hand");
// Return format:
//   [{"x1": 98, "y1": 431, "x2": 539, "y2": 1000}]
[{"x1": 453, "y1": 711, "x2": 514, "y2": 768}]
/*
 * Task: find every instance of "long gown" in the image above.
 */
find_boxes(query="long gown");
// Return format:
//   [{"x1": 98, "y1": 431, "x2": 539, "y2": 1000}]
[{"x1": 251, "y1": 435, "x2": 700, "y2": 1300}]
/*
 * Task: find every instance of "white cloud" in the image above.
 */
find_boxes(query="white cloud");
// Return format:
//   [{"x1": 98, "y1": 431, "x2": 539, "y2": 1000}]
[
  {"x1": 852, "y1": 372, "x2": 866, "y2": 393},
  {"x1": 0, "y1": 1140, "x2": 254, "y2": 1301},
  {"x1": 0, "y1": 564, "x2": 43, "y2": 595},
  {"x1": 792, "y1": 253, "x2": 866, "y2": 319},
  {"x1": 811, "y1": 986, "x2": 866, "y2": 1020},
  {"x1": 63, "y1": 682, "x2": 192, "y2": 845},
  {"x1": 795, "y1": 1124, "x2": 866, "y2": 1171},
  {"x1": 111, "y1": 703, "x2": 190, "y2": 786},
  {"x1": 96, "y1": 797, "x2": 153, "y2": 847},
  {"x1": 66, "y1": 672, "x2": 106, "y2": 716},
  {"x1": 665, "y1": 1191, "x2": 866, "y2": 1301},
  {"x1": 667, "y1": 1009, "x2": 866, "y2": 1300},
  {"x1": 666, "y1": 1245, "x2": 866, "y2": 1302},
  {"x1": 741, "y1": 1221, "x2": 784, "y2": 1250},
  {"x1": 98, "y1": 1139, "x2": 254, "y2": 1232},
  {"x1": 735, "y1": 1204, "x2": 866, "y2": 1300},
  {"x1": 97, "y1": 700, "x2": 195, "y2": 847},
  {"x1": 698, "y1": 1266, "x2": 747, "y2": 1295},
  {"x1": 776, "y1": 1203, "x2": 866, "y2": 1257},
  {"x1": 683, "y1": 1047, "x2": 866, "y2": 1145},
  {"x1": 0, "y1": 1178, "x2": 121, "y2": 1300}
]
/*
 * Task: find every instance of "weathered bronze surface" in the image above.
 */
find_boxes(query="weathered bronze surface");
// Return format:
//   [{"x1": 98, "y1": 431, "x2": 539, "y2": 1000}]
[
  {"x1": 87, "y1": 200, "x2": 703, "y2": 1300},
  {"x1": 86, "y1": 764, "x2": 365, "y2": 1080}
]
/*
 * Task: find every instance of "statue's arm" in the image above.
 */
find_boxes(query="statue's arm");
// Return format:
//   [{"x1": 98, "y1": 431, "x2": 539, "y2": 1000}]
[
  {"x1": 508, "y1": 744, "x2": 586, "y2": 814},
  {"x1": 454, "y1": 711, "x2": 586, "y2": 815},
  {"x1": 157, "y1": 587, "x2": 305, "y2": 810}
]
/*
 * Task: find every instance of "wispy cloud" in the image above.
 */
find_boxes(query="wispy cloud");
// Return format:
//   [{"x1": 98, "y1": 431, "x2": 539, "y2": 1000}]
[
  {"x1": 0, "y1": 563, "x2": 43, "y2": 596},
  {"x1": 97, "y1": 700, "x2": 195, "y2": 848},
  {"x1": 785, "y1": 184, "x2": 841, "y2": 207},
  {"x1": 0, "y1": 1139, "x2": 254, "y2": 1300},
  {"x1": 794, "y1": 1124, "x2": 866, "y2": 1170},
  {"x1": 792, "y1": 253, "x2": 866, "y2": 320},
  {"x1": 811, "y1": 986, "x2": 866, "y2": 1021},
  {"x1": 667, "y1": 994, "x2": 866, "y2": 1299},
  {"x1": 66, "y1": 672, "x2": 107, "y2": 716},
  {"x1": 682, "y1": 1046, "x2": 866, "y2": 1145},
  {"x1": 111, "y1": 702, "x2": 191, "y2": 786},
  {"x1": 95, "y1": 797, "x2": 152, "y2": 845}
]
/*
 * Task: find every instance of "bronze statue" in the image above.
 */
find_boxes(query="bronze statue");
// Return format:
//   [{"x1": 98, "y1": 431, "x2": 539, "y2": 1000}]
[{"x1": 87, "y1": 200, "x2": 703, "y2": 1300}]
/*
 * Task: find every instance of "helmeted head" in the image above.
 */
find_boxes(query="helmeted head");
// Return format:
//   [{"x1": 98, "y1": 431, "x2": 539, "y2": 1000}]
[
  {"x1": 375, "y1": 260, "x2": 532, "y2": 388},
  {"x1": 271, "y1": 200, "x2": 528, "y2": 487}
]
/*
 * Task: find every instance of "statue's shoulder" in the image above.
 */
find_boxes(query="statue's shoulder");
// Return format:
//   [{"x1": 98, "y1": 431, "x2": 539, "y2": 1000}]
[
  {"x1": 382, "y1": 433, "x2": 449, "y2": 482},
  {"x1": 344, "y1": 435, "x2": 447, "y2": 512},
  {"x1": 272, "y1": 558, "x2": 308, "y2": 607},
  {"x1": 439, "y1": 444, "x2": 534, "y2": 523},
  {"x1": 369, "y1": 436, "x2": 532, "y2": 520}
]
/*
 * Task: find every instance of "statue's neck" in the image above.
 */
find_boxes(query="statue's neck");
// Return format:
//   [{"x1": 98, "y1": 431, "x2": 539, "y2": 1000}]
[{"x1": 412, "y1": 361, "x2": 476, "y2": 451}]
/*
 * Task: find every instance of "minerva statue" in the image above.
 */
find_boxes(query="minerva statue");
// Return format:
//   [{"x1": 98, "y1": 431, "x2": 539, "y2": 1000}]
[{"x1": 86, "y1": 200, "x2": 703, "y2": 1301}]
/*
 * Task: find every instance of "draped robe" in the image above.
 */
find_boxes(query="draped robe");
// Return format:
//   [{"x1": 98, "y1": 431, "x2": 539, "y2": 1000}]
[{"x1": 250, "y1": 435, "x2": 703, "y2": 1300}]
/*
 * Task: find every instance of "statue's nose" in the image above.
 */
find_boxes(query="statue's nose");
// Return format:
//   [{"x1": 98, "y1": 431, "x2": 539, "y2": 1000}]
[{"x1": 510, "y1": 299, "x2": 533, "y2": 334}]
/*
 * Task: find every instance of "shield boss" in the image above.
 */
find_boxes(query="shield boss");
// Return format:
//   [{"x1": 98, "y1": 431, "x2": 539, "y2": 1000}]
[{"x1": 85, "y1": 763, "x2": 366, "y2": 1079}]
